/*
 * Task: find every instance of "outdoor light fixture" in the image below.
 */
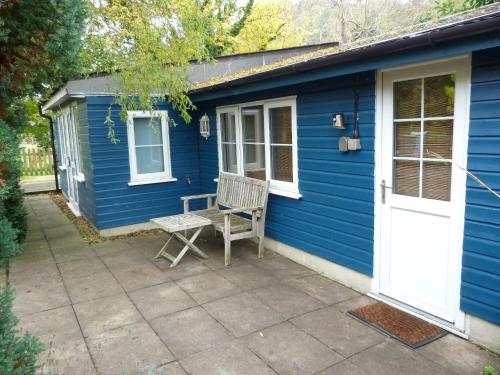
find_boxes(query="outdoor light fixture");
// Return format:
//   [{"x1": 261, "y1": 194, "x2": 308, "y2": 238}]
[
  {"x1": 332, "y1": 113, "x2": 346, "y2": 130},
  {"x1": 199, "y1": 113, "x2": 210, "y2": 139}
]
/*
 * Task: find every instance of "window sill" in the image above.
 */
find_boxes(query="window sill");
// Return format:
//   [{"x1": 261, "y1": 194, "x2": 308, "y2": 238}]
[
  {"x1": 213, "y1": 178, "x2": 302, "y2": 199},
  {"x1": 128, "y1": 177, "x2": 177, "y2": 186}
]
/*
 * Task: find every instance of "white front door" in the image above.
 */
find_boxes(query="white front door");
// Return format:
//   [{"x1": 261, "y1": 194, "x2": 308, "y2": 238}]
[{"x1": 378, "y1": 57, "x2": 469, "y2": 324}]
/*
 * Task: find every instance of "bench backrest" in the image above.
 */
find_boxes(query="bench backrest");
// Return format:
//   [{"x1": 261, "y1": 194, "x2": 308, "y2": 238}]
[{"x1": 216, "y1": 172, "x2": 270, "y2": 210}]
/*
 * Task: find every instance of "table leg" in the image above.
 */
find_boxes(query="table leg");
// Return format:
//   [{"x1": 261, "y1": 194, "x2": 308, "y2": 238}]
[
  {"x1": 169, "y1": 228, "x2": 209, "y2": 268},
  {"x1": 155, "y1": 235, "x2": 174, "y2": 259}
]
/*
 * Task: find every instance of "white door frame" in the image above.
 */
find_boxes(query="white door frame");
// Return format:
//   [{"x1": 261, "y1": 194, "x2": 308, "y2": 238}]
[
  {"x1": 59, "y1": 104, "x2": 82, "y2": 217},
  {"x1": 372, "y1": 55, "x2": 471, "y2": 332}
]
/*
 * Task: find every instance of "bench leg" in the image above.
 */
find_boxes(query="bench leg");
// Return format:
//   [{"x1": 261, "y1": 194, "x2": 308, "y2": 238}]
[
  {"x1": 224, "y1": 215, "x2": 231, "y2": 266},
  {"x1": 258, "y1": 235, "x2": 265, "y2": 258}
]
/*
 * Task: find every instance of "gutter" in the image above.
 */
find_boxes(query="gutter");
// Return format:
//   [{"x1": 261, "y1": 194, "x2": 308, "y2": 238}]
[
  {"x1": 190, "y1": 12, "x2": 500, "y2": 95},
  {"x1": 38, "y1": 104, "x2": 60, "y2": 192}
]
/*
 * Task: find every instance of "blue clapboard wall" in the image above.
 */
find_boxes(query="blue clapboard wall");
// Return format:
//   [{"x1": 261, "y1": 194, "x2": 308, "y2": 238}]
[
  {"x1": 460, "y1": 47, "x2": 500, "y2": 325},
  {"x1": 196, "y1": 72, "x2": 376, "y2": 276},
  {"x1": 84, "y1": 97, "x2": 201, "y2": 229}
]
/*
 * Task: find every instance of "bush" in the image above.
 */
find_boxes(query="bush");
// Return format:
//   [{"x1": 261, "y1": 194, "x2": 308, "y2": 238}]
[
  {"x1": 481, "y1": 365, "x2": 497, "y2": 375},
  {"x1": 0, "y1": 287, "x2": 43, "y2": 375}
]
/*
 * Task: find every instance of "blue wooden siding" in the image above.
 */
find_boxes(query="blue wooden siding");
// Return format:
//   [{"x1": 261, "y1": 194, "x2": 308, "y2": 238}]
[
  {"x1": 461, "y1": 47, "x2": 500, "y2": 325},
  {"x1": 85, "y1": 96, "x2": 201, "y2": 229},
  {"x1": 196, "y1": 72, "x2": 376, "y2": 276},
  {"x1": 76, "y1": 100, "x2": 97, "y2": 224}
]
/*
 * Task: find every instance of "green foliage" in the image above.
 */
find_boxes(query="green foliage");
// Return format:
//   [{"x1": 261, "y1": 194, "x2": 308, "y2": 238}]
[
  {"x1": 481, "y1": 365, "x2": 497, "y2": 375},
  {"x1": 0, "y1": 220, "x2": 21, "y2": 270},
  {"x1": 20, "y1": 99, "x2": 51, "y2": 150},
  {"x1": 0, "y1": 287, "x2": 43, "y2": 374},
  {"x1": 435, "y1": 0, "x2": 496, "y2": 16},
  {"x1": 81, "y1": 0, "x2": 254, "y2": 129}
]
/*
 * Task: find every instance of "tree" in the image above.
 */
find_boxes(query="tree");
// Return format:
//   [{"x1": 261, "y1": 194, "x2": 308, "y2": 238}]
[
  {"x1": 0, "y1": 287, "x2": 43, "y2": 375},
  {"x1": 435, "y1": 0, "x2": 497, "y2": 16},
  {"x1": 81, "y1": 0, "x2": 254, "y2": 128},
  {"x1": 231, "y1": 0, "x2": 308, "y2": 53},
  {"x1": 20, "y1": 99, "x2": 51, "y2": 150}
]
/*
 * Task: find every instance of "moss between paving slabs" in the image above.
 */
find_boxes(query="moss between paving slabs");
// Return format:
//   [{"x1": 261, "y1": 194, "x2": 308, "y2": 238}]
[{"x1": 48, "y1": 192, "x2": 162, "y2": 244}]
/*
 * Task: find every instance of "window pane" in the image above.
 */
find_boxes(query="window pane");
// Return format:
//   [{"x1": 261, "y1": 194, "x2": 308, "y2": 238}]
[
  {"x1": 394, "y1": 122, "x2": 421, "y2": 158},
  {"x1": 244, "y1": 144, "x2": 265, "y2": 180},
  {"x1": 270, "y1": 106, "x2": 292, "y2": 144},
  {"x1": 393, "y1": 160, "x2": 419, "y2": 197},
  {"x1": 134, "y1": 117, "x2": 162, "y2": 146},
  {"x1": 424, "y1": 74, "x2": 455, "y2": 118},
  {"x1": 222, "y1": 143, "x2": 238, "y2": 173},
  {"x1": 136, "y1": 145, "x2": 164, "y2": 174},
  {"x1": 422, "y1": 161, "x2": 451, "y2": 201},
  {"x1": 271, "y1": 145, "x2": 293, "y2": 182},
  {"x1": 242, "y1": 106, "x2": 264, "y2": 143},
  {"x1": 423, "y1": 120, "x2": 453, "y2": 159},
  {"x1": 394, "y1": 79, "x2": 421, "y2": 119},
  {"x1": 220, "y1": 112, "x2": 236, "y2": 142}
]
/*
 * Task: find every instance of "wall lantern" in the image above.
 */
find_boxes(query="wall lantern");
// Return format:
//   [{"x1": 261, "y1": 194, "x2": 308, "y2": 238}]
[
  {"x1": 332, "y1": 113, "x2": 346, "y2": 130},
  {"x1": 199, "y1": 113, "x2": 210, "y2": 139}
]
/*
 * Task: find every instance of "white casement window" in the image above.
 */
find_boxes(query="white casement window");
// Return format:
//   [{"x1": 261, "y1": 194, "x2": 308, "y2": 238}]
[
  {"x1": 127, "y1": 111, "x2": 176, "y2": 186},
  {"x1": 216, "y1": 96, "x2": 300, "y2": 199}
]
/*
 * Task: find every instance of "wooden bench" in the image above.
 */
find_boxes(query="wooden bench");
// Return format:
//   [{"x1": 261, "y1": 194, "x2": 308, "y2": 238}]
[{"x1": 181, "y1": 172, "x2": 270, "y2": 266}]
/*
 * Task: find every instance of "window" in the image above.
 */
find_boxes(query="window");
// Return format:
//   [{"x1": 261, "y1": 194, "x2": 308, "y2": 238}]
[
  {"x1": 127, "y1": 111, "x2": 176, "y2": 186},
  {"x1": 216, "y1": 97, "x2": 299, "y2": 198}
]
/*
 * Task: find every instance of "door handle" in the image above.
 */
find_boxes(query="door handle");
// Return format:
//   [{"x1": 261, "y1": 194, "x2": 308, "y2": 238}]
[{"x1": 381, "y1": 180, "x2": 392, "y2": 204}]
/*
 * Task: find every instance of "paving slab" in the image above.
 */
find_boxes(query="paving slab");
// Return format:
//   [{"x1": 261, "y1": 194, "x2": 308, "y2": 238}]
[
  {"x1": 154, "y1": 362, "x2": 187, "y2": 375},
  {"x1": 248, "y1": 254, "x2": 316, "y2": 280},
  {"x1": 37, "y1": 339, "x2": 97, "y2": 375},
  {"x1": 216, "y1": 263, "x2": 279, "y2": 290},
  {"x1": 151, "y1": 306, "x2": 233, "y2": 359},
  {"x1": 349, "y1": 340, "x2": 455, "y2": 375},
  {"x1": 291, "y1": 305, "x2": 385, "y2": 357},
  {"x1": 43, "y1": 224, "x2": 80, "y2": 241},
  {"x1": 111, "y1": 262, "x2": 171, "y2": 291},
  {"x1": 176, "y1": 271, "x2": 240, "y2": 304},
  {"x1": 318, "y1": 360, "x2": 369, "y2": 375},
  {"x1": 90, "y1": 239, "x2": 134, "y2": 256},
  {"x1": 203, "y1": 292, "x2": 284, "y2": 337},
  {"x1": 100, "y1": 249, "x2": 151, "y2": 270},
  {"x1": 12, "y1": 275, "x2": 71, "y2": 317},
  {"x1": 87, "y1": 320, "x2": 174, "y2": 375},
  {"x1": 156, "y1": 255, "x2": 211, "y2": 280},
  {"x1": 245, "y1": 322, "x2": 343, "y2": 375},
  {"x1": 74, "y1": 293, "x2": 143, "y2": 337},
  {"x1": 251, "y1": 282, "x2": 325, "y2": 319},
  {"x1": 129, "y1": 282, "x2": 196, "y2": 320},
  {"x1": 59, "y1": 256, "x2": 107, "y2": 279},
  {"x1": 333, "y1": 295, "x2": 377, "y2": 313},
  {"x1": 51, "y1": 244, "x2": 97, "y2": 263},
  {"x1": 65, "y1": 271, "x2": 123, "y2": 303},
  {"x1": 286, "y1": 275, "x2": 360, "y2": 305},
  {"x1": 19, "y1": 305, "x2": 82, "y2": 347},
  {"x1": 418, "y1": 334, "x2": 500, "y2": 375},
  {"x1": 180, "y1": 341, "x2": 276, "y2": 375}
]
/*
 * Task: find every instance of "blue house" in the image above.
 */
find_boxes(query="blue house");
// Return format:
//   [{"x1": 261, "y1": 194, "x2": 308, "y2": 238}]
[{"x1": 42, "y1": 5, "x2": 500, "y2": 353}]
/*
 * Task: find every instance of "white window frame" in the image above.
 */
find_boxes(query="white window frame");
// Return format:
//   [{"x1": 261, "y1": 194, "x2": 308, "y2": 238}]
[
  {"x1": 127, "y1": 110, "x2": 176, "y2": 186},
  {"x1": 216, "y1": 96, "x2": 301, "y2": 199}
]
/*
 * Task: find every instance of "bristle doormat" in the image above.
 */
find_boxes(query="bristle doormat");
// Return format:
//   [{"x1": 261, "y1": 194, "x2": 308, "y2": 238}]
[{"x1": 348, "y1": 302, "x2": 448, "y2": 349}]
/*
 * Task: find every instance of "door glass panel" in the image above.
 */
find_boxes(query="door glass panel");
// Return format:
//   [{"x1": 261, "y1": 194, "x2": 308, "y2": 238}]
[
  {"x1": 220, "y1": 113, "x2": 236, "y2": 142},
  {"x1": 242, "y1": 106, "x2": 265, "y2": 180},
  {"x1": 271, "y1": 145, "x2": 293, "y2": 182},
  {"x1": 423, "y1": 120, "x2": 453, "y2": 159},
  {"x1": 394, "y1": 79, "x2": 421, "y2": 119},
  {"x1": 392, "y1": 74, "x2": 455, "y2": 200},
  {"x1": 394, "y1": 122, "x2": 421, "y2": 157},
  {"x1": 222, "y1": 143, "x2": 238, "y2": 173},
  {"x1": 394, "y1": 160, "x2": 420, "y2": 197},
  {"x1": 424, "y1": 74, "x2": 455, "y2": 117},
  {"x1": 422, "y1": 162, "x2": 451, "y2": 201}
]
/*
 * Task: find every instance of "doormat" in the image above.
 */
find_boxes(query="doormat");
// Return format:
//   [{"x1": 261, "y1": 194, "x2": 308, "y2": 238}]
[{"x1": 348, "y1": 302, "x2": 447, "y2": 349}]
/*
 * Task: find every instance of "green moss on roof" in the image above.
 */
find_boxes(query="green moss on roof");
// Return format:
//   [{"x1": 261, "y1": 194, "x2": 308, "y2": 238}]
[{"x1": 190, "y1": 3, "x2": 500, "y2": 92}]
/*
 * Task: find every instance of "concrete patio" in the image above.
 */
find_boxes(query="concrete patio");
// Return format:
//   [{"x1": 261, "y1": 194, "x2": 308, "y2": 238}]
[{"x1": 8, "y1": 194, "x2": 499, "y2": 374}]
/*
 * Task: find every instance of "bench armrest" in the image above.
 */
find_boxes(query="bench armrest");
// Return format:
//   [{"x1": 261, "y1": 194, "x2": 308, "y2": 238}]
[
  {"x1": 181, "y1": 193, "x2": 217, "y2": 213},
  {"x1": 221, "y1": 207, "x2": 263, "y2": 215},
  {"x1": 180, "y1": 193, "x2": 217, "y2": 201}
]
